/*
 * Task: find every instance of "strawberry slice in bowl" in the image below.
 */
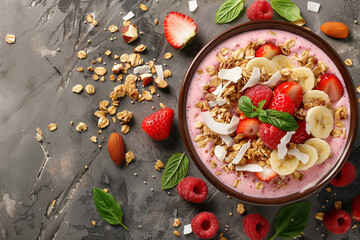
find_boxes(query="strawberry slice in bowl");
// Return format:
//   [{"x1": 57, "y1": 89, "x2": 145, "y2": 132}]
[
  {"x1": 236, "y1": 118, "x2": 261, "y2": 140},
  {"x1": 255, "y1": 43, "x2": 281, "y2": 60},
  {"x1": 316, "y1": 73, "x2": 344, "y2": 103},
  {"x1": 255, "y1": 165, "x2": 277, "y2": 182},
  {"x1": 163, "y1": 12, "x2": 197, "y2": 49},
  {"x1": 274, "y1": 82, "x2": 303, "y2": 108}
]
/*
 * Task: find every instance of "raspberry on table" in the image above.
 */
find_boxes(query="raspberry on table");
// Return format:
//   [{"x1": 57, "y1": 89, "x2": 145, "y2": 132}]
[
  {"x1": 323, "y1": 209, "x2": 351, "y2": 234},
  {"x1": 191, "y1": 212, "x2": 219, "y2": 239},
  {"x1": 267, "y1": 93, "x2": 295, "y2": 115},
  {"x1": 259, "y1": 123, "x2": 287, "y2": 150},
  {"x1": 247, "y1": 0, "x2": 273, "y2": 21},
  {"x1": 245, "y1": 84, "x2": 273, "y2": 109},
  {"x1": 177, "y1": 177, "x2": 208, "y2": 203},
  {"x1": 330, "y1": 161, "x2": 356, "y2": 187},
  {"x1": 352, "y1": 194, "x2": 360, "y2": 221},
  {"x1": 242, "y1": 214, "x2": 269, "y2": 240}
]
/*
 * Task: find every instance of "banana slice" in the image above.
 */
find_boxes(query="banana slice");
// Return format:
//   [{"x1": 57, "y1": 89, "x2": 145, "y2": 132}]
[
  {"x1": 303, "y1": 90, "x2": 330, "y2": 104},
  {"x1": 271, "y1": 55, "x2": 297, "y2": 70},
  {"x1": 270, "y1": 150, "x2": 299, "y2": 176},
  {"x1": 246, "y1": 57, "x2": 278, "y2": 74},
  {"x1": 296, "y1": 144, "x2": 318, "y2": 171},
  {"x1": 304, "y1": 138, "x2": 331, "y2": 164},
  {"x1": 287, "y1": 67, "x2": 315, "y2": 93},
  {"x1": 305, "y1": 106, "x2": 334, "y2": 138}
]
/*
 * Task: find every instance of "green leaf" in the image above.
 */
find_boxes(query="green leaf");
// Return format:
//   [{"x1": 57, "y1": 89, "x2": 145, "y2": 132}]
[
  {"x1": 270, "y1": 201, "x2": 311, "y2": 240},
  {"x1": 93, "y1": 188, "x2": 128, "y2": 230},
  {"x1": 215, "y1": 0, "x2": 245, "y2": 24},
  {"x1": 161, "y1": 153, "x2": 189, "y2": 190},
  {"x1": 259, "y1": 109, "x2": 298, "y2": 131},
  {"x1": 270, "y1": 0, "x2": 302, "y2": 22},
  {"x1": 257, "y1": 99, "x2": 267, "y2": 110},
  {"x1": 238, "y1": 96, "x2": 259, "y2": 118}
]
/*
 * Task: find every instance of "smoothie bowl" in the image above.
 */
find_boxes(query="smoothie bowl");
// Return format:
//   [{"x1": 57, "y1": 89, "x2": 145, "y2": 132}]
[{"x1": 179, "y1": 21, "x2": 358, "y2": 205}]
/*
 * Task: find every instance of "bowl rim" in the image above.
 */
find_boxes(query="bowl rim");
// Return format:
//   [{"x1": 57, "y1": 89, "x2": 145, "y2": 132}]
[{"x1": 178, "y1": 20, "x2": 358, "y2": 206}]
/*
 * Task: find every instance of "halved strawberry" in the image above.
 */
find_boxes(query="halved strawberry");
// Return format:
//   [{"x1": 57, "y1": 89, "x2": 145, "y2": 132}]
[
  {"x1": 236, "y1": 118, "x2": 261, "y2": 139},
  {"x1": 254, "y1": 165, "x2": 277, "y2": 182},
  {"x1": 274, "y1": 82, "x2": 303, "y2": 108},
  {"x1": 316, "y1": 73, "x2": 344, "y2": 103},
  {"x1": 163, "y1": 12, "x2": 197, "y2": 49},
  {"x1": 255, "y1": 43, "x2": 281, "y2": 60}
]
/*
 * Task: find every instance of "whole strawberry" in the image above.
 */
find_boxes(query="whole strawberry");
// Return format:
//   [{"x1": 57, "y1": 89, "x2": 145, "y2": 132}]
[{"x1": 142, "y1": 108, "x2": 174, "y2": 140}]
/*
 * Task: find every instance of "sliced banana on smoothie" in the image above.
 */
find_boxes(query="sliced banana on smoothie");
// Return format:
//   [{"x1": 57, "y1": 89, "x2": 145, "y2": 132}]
[
  {"x1": 295, "y1": 144, "x2": 318, "y2": 171},
  {"x1": 305, "y1": 106, "x2": 334, "y2": 138},
  {"x1": 287, "y1": 67, "x2": 315, "y2": 93},
  {"x1": 303, "y1": 90, "x2": 330, "y2": 104},
  {"x1": 304, "y1": 138, "x2": 331, "y2": 164},
  {"x1": 246, "y1": 57, "x2": 278, "y2": 74},
  {"x1": 270, "y1": 150, "x2": 299, "y2": 176},
  {"x1": 271, "y1": 55, "x2": 296, "y2": 70}
]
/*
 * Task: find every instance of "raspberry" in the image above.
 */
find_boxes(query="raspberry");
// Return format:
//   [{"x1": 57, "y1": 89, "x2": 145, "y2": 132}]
[
  {"x1": 352, "y1": 194, "x2": 360, "y2": 221},
  {"x1": 247, "y1": 0, "x2": 274, "y2": 21},
  {"x1": 267, "y1": 93, "x2": 295, "y2": 115},
  {"x1": 245, "y1": 84, "x2": 273, "y2": 109},
  {"x1": 323, "y1": 209, "x2": 351, "y2": 234},
  {"x1": 242, "y1": 214, "x2": 269, "y2": 240},
  {"x1": 290, "y1": 120, "x2": 311, "y2": 144},
  {"x1": 177, "y1": 177, "x2": 208, "y2": 203},
  {"x1": 191, "y1": 212, "x2": 219, "y2": 239},
  {"x1": 142, "y1": 108, "x2": 174, "y2": 140},
  {"x1": 330, "y1": 161, "x2": 356, "y2": 187},
  {"x1": 259, "y1": 123, "x2": 287, "y2": 150}
]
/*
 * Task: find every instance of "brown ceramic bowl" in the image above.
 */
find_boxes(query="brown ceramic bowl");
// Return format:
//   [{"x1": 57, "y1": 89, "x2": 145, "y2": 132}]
[{"x1": 179, "y1": 20, "x2": 358, "y2": 205}]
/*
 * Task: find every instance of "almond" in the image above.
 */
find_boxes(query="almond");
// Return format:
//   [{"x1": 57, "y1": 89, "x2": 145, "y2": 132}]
[
  {"x1": 320, "y1": 22, "x2": 349, "y2": 39},
  {"x1": 107, "y1": 132, "x2": 125, "y2": 165},
  {"x1": 140, "y1": 73, "x2": 153, "y2": 86}
]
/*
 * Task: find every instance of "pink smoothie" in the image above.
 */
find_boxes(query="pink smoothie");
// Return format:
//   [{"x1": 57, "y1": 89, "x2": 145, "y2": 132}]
[{"x1": 186, "y1": 29, "x2": 350, "y2": 198}]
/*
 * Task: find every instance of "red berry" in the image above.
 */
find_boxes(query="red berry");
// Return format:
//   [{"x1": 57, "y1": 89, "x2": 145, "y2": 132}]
[
  {"x1": 352, "y1": 195, "x2": 360, "y2": 221},
  {"x1": 316, "y1": 73, "x2": 344, "y2": 103},
  {"x1": 330, "y1": 161, "x2": 356, "y2": 187},
  {"x1": 259, "y1": 123, "x2": 287, "y2": 150},
  {"x1": 242, "y1": 214, "x2": 269, "y2": 240},
  {"x1": 267, "y1": 93, "x2": 295, "y2": 115},
  {"x1": 323, "y1": 209, "x2": 351, "y2": 234},
  {"x1": 247, "y1": 0, "x2": 274, "y2": 21},
  {"x1": 291, "y1": 120, "x2": 311, "y2": 144},
  {"x1": 255, "y1": 43, "x2": 281, "y2": 60},
  {"x1": 177, "y1": 177, "x2": 208, "y2": 203},
  {"x1": 142, "y1": 108, "x2": 174, "y2": 140},
  {"x1": 191, "y1": 212, "x2": 219, "y2": 239},
  {"x1": 236, "y1": 118, "x2": 262, "y2": 140},
  {"x1": 254, "y1": 165, "x2": 277, "y2": 182},
  {"x1": 274, "y1": 82, "x2": 303, "y2": 108},
  {"x1": 163, "y1": 12, "x2": 197, "y2": 49},
  {"x1": 245, "y1": 84, "x2": 273, "y2": 109}
]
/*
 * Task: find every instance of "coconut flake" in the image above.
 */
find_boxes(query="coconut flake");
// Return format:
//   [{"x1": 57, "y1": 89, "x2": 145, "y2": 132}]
[
  {"x1": 208, "y1": 101, "x2": 216, "y2": 108},
  {"x1": 184, "y1": 224, "x2": 192, "y2": 235},
  {"x1": 307, "y1": 1, "x2": 321, "y2": 12},
  {"x1": 220, "y1": 134, "x2": 234, "y2": 147},
  {"x1": 226, "y1": 116, "x2": 240, "y2": 134},
  {"x1": 200, "y1": 111, "x2": 229, "y2": 135},
  {"x1": 212, "y1": 83, "x2": 223, "y2": 96},
  {"x1": 133, "y1": 65, "x2": 150, "y2": 74},
  {"x1": 218, "y1": 67, "x2": 242, "y2": 83},
  {"x1": 232, "y1": 140, "x2": 251, "y2": 164},
  {"x1": 235, "y1": 164, "x2": 264, "y2": 172},
  {"x1": 189, "y1": 0, "x2": 198, "y2": 12},
  {"x1": 216, "y1": 99, "x2": 227, "y2": 106},
  {"x1": 214, "y1": 145, "x2": 227, "y2": 161},
  {"x1": 288, "y1": 148, "x2": 310, "y2": 164},
  {"x1": 217, "y1": 80, "x2": 232, "y2": 97},
  {"x1": 277, "y1": 131, "x2": 296, "y2": 159},
  {"x1": 240, "y1": 67, "x2": 260, "y2": 92},
  {"x1": 261, "y1": 71, "x2": 282, "y2": 87},
  {"x1": 155, "y1": 65, "x2": 164, "y2": 80},
  {"x1": 123, "y1": 11, "x2": 135, "y2": 21},
  {"x1": 305, "y1": 123, "x2": 311, "y2": 134}
]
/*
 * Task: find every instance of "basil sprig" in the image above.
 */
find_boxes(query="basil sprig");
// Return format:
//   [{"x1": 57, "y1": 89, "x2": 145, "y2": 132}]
[
  {"x1": 270, "y1": 0, "x2": 302, "y2": 22},
  {"x1": 215, "y1": 0, "x2": 246, "y2": 24},
  {"x1": 93, "y1": 188, "x2": 128, "y2": 230},
  {"x1": 238, "y1": 96, "x2": 298, "y2": 131},
  {"x1": 161, "y1": 153, "x2": 189, "y2": 190},
  {"x1": 270, "y1": 201, "x2": 311, "y2": 239}
]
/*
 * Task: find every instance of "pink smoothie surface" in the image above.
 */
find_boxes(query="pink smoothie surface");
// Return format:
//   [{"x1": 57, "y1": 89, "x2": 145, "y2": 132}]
[{"x1": 185, "y1": 29, "x2": 350, "y2": 198}]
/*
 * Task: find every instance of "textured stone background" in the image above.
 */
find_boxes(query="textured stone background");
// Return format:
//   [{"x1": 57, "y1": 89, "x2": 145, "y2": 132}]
[{"x1": 0, "y1": 0, "x2": 359, "y2": 239}]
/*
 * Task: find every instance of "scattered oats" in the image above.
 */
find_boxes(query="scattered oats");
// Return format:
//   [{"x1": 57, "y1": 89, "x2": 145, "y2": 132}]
[
  {"x1": 221, "y1": 47, "x2": 229, "y2": 56},
  {"x1": 94, "y1": 111, "x2": 106, "y2": 118},
  {"x1": 77, "y1": 50, "x2": 87, "y2": 59},
  {"x1": 154, "y1": 19, "x2": 159, "y2": 25},
  {"x1": 160, "y1": 103, "x2": 166, "y2": 109},
  {"x1": 77, "y1": 67, "x2": 84, "y2": 72},
  {"x1": 108, "y1": 25, "x2": 118, "y2": 33},
  {"x1": 112, "y1": 116, "x2": 116, "y2": 123},
  {"x1": 94, "y1": 67, "x2": 107, "y2": 76},
  {"x1": 144, "y1": 181, "x2": 147, "y2": 184},
  {"x1": 164, "y1": 52, "x2": 173, "y2": 60},
  {"x1": 334, "y1": 201, "x2": 342, "y2": 209},
  {"x1": 269, "y1": 30, "x2": 276, "y2": 35},
  {"x1": 93, "y1": 74, "x2": 99, "y2": 81},
  {"x1": 108, "y1": 106, "x2": 116, "y2": 115},
  {"x1": 352, "y1": 224, "x2": 358, "y2": 229},
  {"x1": 326, "y1": 187, "x2": 331, "y2": 192},
  {"x1": 76, "y1": 122, "x2": 87, "y2": 132},
  {"x1": 91, "y1": 220, "x2": 96, "y2": 226},
  {"x1": 98, "y1": 117, "x2": 110, "y2": 129},
  {"x1": 237, "y1": 204, "x2": 245, "y2": 215},
  {"x1": 100, "y1": 76, "x2": 105, "y2": 82},
  {"x1": 344, "y1": 59, "x2": 353, "y2": 67},
  {"x1": 197, "y1": 69, "x2": 203, "y2": 75},
  {"x1": 155, "y1": 160, "x2": 165, "y2": 171},
  {"x1": 139, "y1": 3, "x2": 148, "y2": 11},
  {"x1": 134, "y1": 173, "x2": 137, "y2": 176},
  {"x1": 105, "y1": 50, "x2": 111, "y2": 56},
  {"x1": 97, "y1": 57, "x2": 102, "y2": 63},
  {"x1": 70, "y1": 121, "x2": 74, "y2": 126},
  {"x1": 149, "y1": 86, "x2": 156, "y2": 94},
  {"x1": 163, "y1": 69, "x2": 172, "y2": 78},
  {"x1": 117, "y1": 110, "x2": 133, "y2": 124},
  {"x1": 109, "y1": 75, "x2": 116, "y2": 81},
  {"x1": 151, "y1": 188, "x2": 154, "y2": 192},
  {"x1": 315, "y1": 212, "x2": 325, "y2": 221},
  {"x1": 121, "y1": 125, "x2": 130, "y2": 134},
  {"x1": 125, "y1": 151, "x2": 135, "y2": 164},
  {"x1": 173, "y1": 218, "x2": 181, "y2": 227},
  {"x1": 233, "y1": 179, "x2": 241, "y2": 188},
  {"x1": 134, "y1": 44, "x2": 147, "y2": 53},
  {"x1": 48, "y1": 123, "x2": 57, "y2": 131},
  {"x1": 72, "y1": 84, "x2": 83, "y2": 93},
  {"x1": 142, "y1": 90, "x2": 152, "y2": 101},
  {"x1": 91, "y1": 19, "x2": 98, "y2": 26},
  {"x1": 87, "y1": 66, "x2": 94, "y2": 72},
  {"x1": 255, "y1": 182, "x2": 264, "y2": 190},
  {"x1": 90, "y1": 136, "x2": 98, "y2": 143},
  {"x1": 85, "y1": 84, "x2": 95, "y2": 94},
  {"x1": 173, "y1": 230, "x2": 180, "y2": 237},
  {"x1": 86, "y1": 14, "x2": 93, "y2": 23}
]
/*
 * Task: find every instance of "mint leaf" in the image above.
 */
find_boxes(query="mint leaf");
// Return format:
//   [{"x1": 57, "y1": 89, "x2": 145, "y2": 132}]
[
  {"x1": 270, "y1": 201, "x2": 311, "y2": 240},
  {"x1": 238, "y1": 96, "x2": 259, "y2": 118},
  {"x1": 259, "y1": 109, "x2": 298, "y2": 131},
  {"x1": 215, "y1": 0, "x2": 245, "y2": 24},
  {"x1": 93, "y1": 188, "x2": 128, "y2": 230},
  {"x1": 257, "y1": 100, "x2": 267, "y2": 110},
  {"x1": 161, "y1": 153, "x2": 189, "y2": 190},
  {"x1": 270, "y1": 0, "x2": 302, "y2": 22}
]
